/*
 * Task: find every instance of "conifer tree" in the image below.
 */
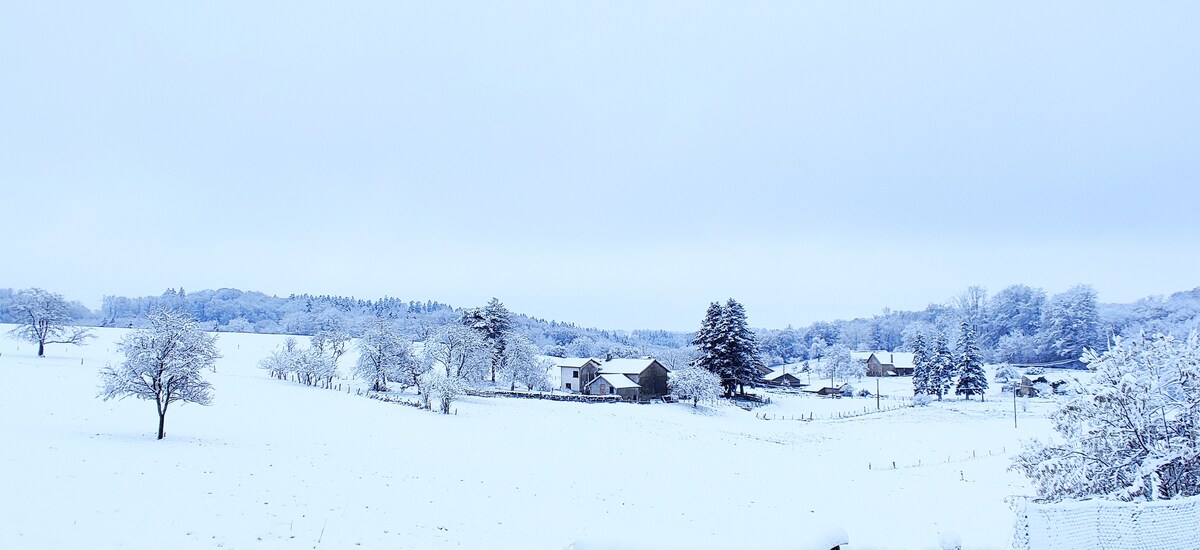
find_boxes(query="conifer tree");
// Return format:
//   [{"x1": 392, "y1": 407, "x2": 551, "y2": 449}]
[
  {"x1": 911, "y1": 333, "x2": 930, "y2": 396},
  {"x1": 690, "y1": 299, "x2": 763, "y2": 397},
  {"x1": 462, "y1": 298, "x2": 513, "y2": 383},
  {"x1": 719, "y1": 299, "x2": 763, "y2": 396},
  {"x1": 930, "y1": 333, "x2": 954, "y2": 400},
  {"x1": 955, "y1": 321, "x2": 988, "y2": 400}
]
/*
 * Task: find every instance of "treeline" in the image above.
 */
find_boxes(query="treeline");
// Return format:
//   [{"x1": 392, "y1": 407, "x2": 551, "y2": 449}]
[
  {"x1": 3, "y1": 283, "x2": 1198, "y2": 368},
  {"x1": 0, "y1": 287, "x2": 688, "y2": 359},
  {"x1": 755, "y1": 284, "x2": 1200, "y2": 367}
]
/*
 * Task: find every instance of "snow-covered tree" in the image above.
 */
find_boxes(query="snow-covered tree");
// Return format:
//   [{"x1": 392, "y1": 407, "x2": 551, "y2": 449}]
[
  {"x1": 821, "y1": 343, "x2": 860, "y2": 385},
  {"x1": 259, "y1": 337, "x2": 302, "y2": 379},
  {"x1": 994, "y1": 363, "x2": 1019, "y2": 382},
  {"x1": 690, "y1": 299, "x2": 764, "y2": 397},
  {"x1": 986, "y1": 284, "x2": 1046, "y2": 350},
  {"x1": 911, "y1": 333, "x2": 930, "y2": 396},
  {"x1": 953, "y1": 285, "x2": 989, "y2": 344},
  {"x1": 354, "y1": 319, "x2": 415, "y2": 392},
  {"x1": 462, "y1": 298, "x2": 513, "y2": 383},
  {"x1": 1038, "y1": 284, "x2": 1103, "y2": 362},
  {"x1": 954, "y1": 321, "x2": 988, "y2": 400},
  {"x1": 424, "y1": 322, "x2": 489, "y2": 381},
  {"x1": 8, "y1": 287, "x2": 94, "y2": 357},
  {"x1": 668, "y1": 365, "x2": 722, "y2": 408},
  {"x1": 1011, "y1": 332, "x2": 1200, "y2": 502},
  {"x1": 497, "y1": 333, "x2": 548, "y2": 391},
  {"x1": 929, "y1": 333, "x2": 954, "y2": 400},
  {"x1": 422, "y1": 367, "x2": 467, "y2": 414},
  {"x1": 99, "y1": 309, "x2": 220, "y2": 440}
]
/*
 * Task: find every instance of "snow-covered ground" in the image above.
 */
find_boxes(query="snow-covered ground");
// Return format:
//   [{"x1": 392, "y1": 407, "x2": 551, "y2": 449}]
[{"x1": 0, "y1": 325, "x2": 1067, "y2": 549}]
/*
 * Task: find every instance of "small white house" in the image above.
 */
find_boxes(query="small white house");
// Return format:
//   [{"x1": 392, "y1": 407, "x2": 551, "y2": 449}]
[{"x1": 554, "y1": 358, "x2": 601, "y2": 392}]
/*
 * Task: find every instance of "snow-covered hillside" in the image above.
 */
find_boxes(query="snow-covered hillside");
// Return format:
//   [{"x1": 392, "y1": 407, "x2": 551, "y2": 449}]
[{"x1": 0, "y1": 326, "x2": 1061, "y2": 549}]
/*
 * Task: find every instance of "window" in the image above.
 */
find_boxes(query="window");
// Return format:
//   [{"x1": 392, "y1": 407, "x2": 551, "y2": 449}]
[
  {"x1": 572, "y1": 371, "x2": 578, "y2": 378},
  {"x1": 609, "y1": 386, "x2": 615, "y2": 394},
  {"x1": 565, "y1": 383, "x2": 572, "y2": 390}
]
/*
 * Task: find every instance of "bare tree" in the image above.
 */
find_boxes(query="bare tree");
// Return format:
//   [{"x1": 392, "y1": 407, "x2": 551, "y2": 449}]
[
  {"x1": 99, "y1": 309, "x2": 220, "y2": 440},
  {"x1": 8, "y1": 287, "x2": 94, "y2": 357}
]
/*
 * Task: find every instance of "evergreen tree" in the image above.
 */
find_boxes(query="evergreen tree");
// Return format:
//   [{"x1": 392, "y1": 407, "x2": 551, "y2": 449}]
[
  {"x1": 930, "y1": 333, "x2": 954, "y2": 400},
  {"x1": 690, "y1": 299, "x2": 763, "y2": 397},
  {"x1": 691, "y1": 302, "x2": 733, "y2": 395},
  {"x1": 911, "y1": 333, "x2": 930, "y2": 396},
  {"x1": 462, "y1": 298, "x2": 513, "y2": 383},
  {"x1": 954, "y1": 321, "x2": 988, "y2": 400},
  {"x1": 719, "y1": 299, "x2": 763, "y2": 396}
]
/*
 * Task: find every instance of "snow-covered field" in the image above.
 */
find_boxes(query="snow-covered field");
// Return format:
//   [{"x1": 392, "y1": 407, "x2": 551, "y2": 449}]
[{"x1": 0, "y1": 325, "x2": 1066, "y2": 549}]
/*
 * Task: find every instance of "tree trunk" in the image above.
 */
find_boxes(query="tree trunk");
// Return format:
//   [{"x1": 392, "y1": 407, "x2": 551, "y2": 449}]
[
  {"x1": 38, "y1": 341, "x2": 45, "y2": 357},
  {"x1": 157, "y1": 411, "x2": 166, "y2": 440}
]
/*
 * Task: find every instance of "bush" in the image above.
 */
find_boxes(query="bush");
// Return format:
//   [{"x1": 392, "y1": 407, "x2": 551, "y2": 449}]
[
  {"x1": 994, "y1": 363, "x2": 1019, "y2": 381},
  {"x1": 913, "y1": 394, "x2": 933, "y2": 407},
  {"x1": 1024, "y1": 366, "x2": 1046, "y2": 375}
]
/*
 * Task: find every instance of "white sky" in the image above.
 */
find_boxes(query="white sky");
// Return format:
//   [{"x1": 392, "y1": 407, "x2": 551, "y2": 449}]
[{"x1": 3, "y1": 2, "x2": 1198, "y2": 331}]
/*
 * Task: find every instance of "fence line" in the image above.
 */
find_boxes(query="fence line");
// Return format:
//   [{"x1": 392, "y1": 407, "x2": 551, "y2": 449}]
[{"x1": 867, "y1": 447, "x2": 1010, "y2": 471}]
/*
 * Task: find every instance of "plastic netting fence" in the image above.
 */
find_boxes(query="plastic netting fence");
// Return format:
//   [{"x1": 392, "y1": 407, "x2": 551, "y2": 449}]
[{"x1": 1011, "y1": 494, "x2": 1200, "y2": 550}]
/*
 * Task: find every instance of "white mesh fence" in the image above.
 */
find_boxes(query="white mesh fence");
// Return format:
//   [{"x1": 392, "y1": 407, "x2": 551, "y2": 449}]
[{"x1": 1011, "y1": 494, "x2": 1200, "y2": 550}]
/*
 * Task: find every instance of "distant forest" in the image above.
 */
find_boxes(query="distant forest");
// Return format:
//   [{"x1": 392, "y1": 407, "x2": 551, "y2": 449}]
[{"x1": 1, "y1": 284, "x2": 1198, "y2": 367}]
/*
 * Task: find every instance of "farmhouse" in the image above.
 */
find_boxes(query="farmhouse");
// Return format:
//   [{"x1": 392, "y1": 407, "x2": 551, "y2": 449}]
[
  {"x1": 555, "y1": 357, "x2": 601, "y2": 392},
  {"x1": 862, "y1": 352, "x2": 915, "y2": 377},
  {"x1": 556, "y1": 357, "x2": 670, "y2": 399}
]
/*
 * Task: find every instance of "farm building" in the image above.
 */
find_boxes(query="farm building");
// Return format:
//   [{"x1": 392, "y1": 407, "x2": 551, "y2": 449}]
[
  {"x1": 763, "y1": 368, "x2": 803, "y2": 387},
  {"x1": 578, "y1": 358, "x2": 671, "y2": 399},
  {"x1": 583, "y1": 373, "x2": 642, "y2": 399},
  {"x1": 862, "y1": 352, "x2": 915, "y2": 377},
  {"x1": 555, "y1": 358, "x2": 602, "y2": 392},
  {"x1": 805, "y1": 383, "x2": 848, "y2": 396}
]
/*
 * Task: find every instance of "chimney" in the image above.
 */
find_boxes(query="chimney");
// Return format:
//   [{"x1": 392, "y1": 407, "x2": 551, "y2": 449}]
[{"x1": 605, "y1": 352, "x2": 612, "y2": 362}]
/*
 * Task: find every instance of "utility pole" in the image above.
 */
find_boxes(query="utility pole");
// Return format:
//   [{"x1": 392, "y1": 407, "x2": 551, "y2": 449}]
[
  {"x1": 1013, "y1": 387, "x2": 1018, "y2": 428},
  {"x1": 876, "y1": 376, "x2": 880, "y2": 410}
]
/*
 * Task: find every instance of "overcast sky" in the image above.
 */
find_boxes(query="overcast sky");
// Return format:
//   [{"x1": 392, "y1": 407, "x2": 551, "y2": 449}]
[{"x1": 3, "y1": 2, "x2": 1198, "y2": 331}]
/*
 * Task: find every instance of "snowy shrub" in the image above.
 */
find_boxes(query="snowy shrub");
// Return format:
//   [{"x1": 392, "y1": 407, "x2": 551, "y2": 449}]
[
  {"x1": 913, "y1": 394, "x2": 933, "y2": 407},
  {"x1": 1011, "y1": 332, "x2": 1200, "y2": 502},
  {"x1": 1024, "y1": 366, "x2": 1046, "y2": 376},
  {"x1": 841, "y1": 384, "x2": 855, "y2": 397},
  {"x1": 994, "y1": 363, "x2": 1019, "y2": 382},
  {"x1": 857, "y1": 388, "x2": 871, "y2": 398}
]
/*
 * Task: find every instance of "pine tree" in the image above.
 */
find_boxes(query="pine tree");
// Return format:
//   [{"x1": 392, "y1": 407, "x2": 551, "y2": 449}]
[
  {"x1": 691, "y1": 299, "x2": 763, "y2": 397},
  {"x1": 954, "y1": 321, "x2": 988, "y2": 400},
  {"x1": 691, "y1": 302, "x2": 733, "y2": 396},
  {"x1": 462, "y1": 298, "x2": 513, "y2": 383},
  {"x1": 930, "y1": 333, "x2": 954, "y2": 400},
  {"x1": 911, "y1": 333, "x2": 929, "y2": 396},
  {"x1": 719, "y1": 299, "x2": 763, "y2": 396}
]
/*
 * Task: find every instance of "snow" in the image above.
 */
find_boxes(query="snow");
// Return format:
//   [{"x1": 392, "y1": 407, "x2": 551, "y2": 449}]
[
  {"x1": 596, "y1": 358, "x2": 661, "y2": 374},
  {"x1": 0, "y1": 325, "x2": 1064, "y2": 549},
  {"x1": 592, "y1": 373, "x2": 639, "y2": 389}
]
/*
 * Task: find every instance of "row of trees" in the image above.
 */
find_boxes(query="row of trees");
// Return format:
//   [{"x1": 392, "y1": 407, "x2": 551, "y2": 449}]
[
  {"x1": 259, "y1": 298, "x2": 551, "y2": 415},
  {"x1": 911, "y1": 321, "x2": 989, "y2": 401}
]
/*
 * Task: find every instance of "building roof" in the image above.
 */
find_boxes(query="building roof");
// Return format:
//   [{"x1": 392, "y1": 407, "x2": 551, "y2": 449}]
[
  {"x1": 586, "y1": 373, "x2": 640, "y2": 390},
  {"x1": 596, "y1": 358, "x2": 664, "y2": 374},
  {"x1": 554, "y1": 357, "x2": 597, "y2": 368},
  {"x1": 764, "y1": 369, "x2": 801, "y2": 382}
]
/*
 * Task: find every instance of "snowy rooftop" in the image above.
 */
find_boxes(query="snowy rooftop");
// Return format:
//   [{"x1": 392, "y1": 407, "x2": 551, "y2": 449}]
[
  {"x1": 597, "y1": 358, "x2": 663, "y2": 374},
  {"x1": 589, "y1": 373, "x2": 640, "y2": 389},
  {"x1": 554, "y1": 357, "x2": 597, "y2": 368},
  {"x1": 764, "y1": 370, "x2": 801, "y2": 382}
]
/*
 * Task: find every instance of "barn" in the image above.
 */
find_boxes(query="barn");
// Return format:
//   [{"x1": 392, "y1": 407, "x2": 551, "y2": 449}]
[{"x1": 579, "y1": 358, "x2": 671, "y2": 399}]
